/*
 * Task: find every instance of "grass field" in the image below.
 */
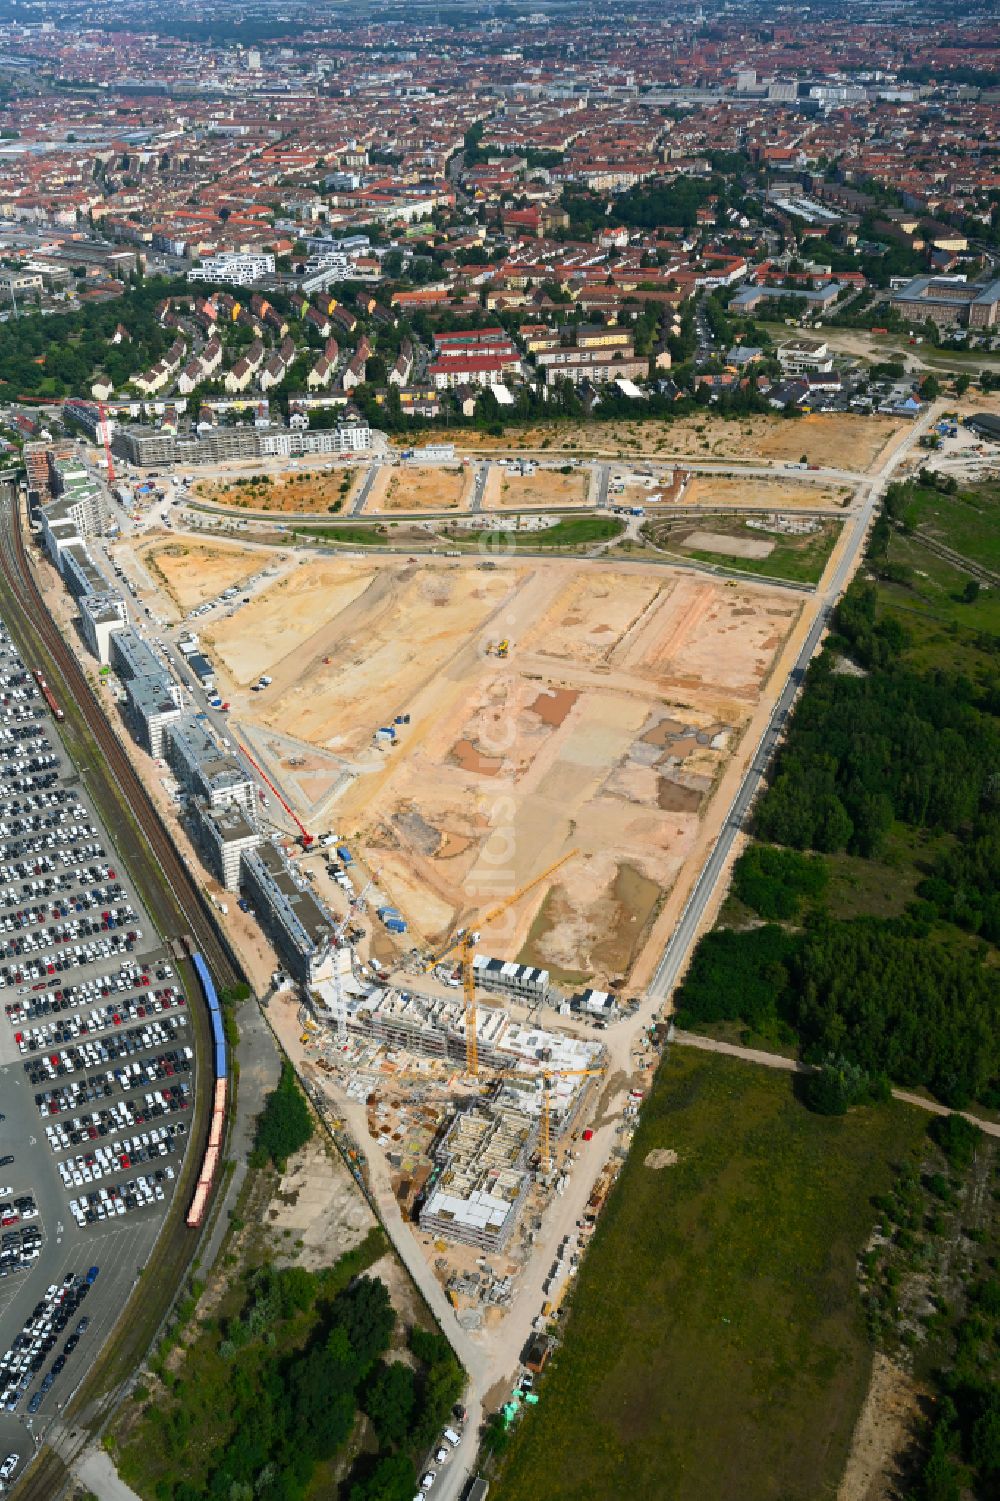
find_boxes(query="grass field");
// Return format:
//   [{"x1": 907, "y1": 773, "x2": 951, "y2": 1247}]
[
  {"x1": 644, "y1": 515, "x2": 841, "y2": 584},
  {"x1": 292, "y1": 523, "x2": 390, "y2": 547},
  {"x1": 901, "y1": 481, "x2": 1000, "y2": 571},
  {"x1": 879, "y1": 531, "x2": 1000, "y2": 640},
  {"x1": 492, "y1": 1050, "x2": 925, "y2": 1501},
  {"x1": 446, "y1": 515, "x2": 624, "y2": 551}
]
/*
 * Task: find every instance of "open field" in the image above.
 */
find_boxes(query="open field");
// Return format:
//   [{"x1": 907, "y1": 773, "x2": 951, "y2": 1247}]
[
  {"x1": 442, "y1": 516, "x2": 624, "y2": 553},
  {"x1": 759, "y1": 321, "x2": 1000, "y2": 375},
  {"x1": 492, "y1": 1049, "x2": 926, "y2": 1501},
  {"x1": 681, "y1": 473, "x2": 852, "y2": 511},
  {"x1": 136, "y1": 537, "x2": 265, "y2": 612},
  {"x1": 489, "y1": 468, "x2": 591, "y2": 510},
  {"x1": 880, "y1": 530, "x2": 1000, "y2": 638},
  {"x1": 370, "y1": 463, "x2": 469, "y2": 513},
  {"x1": 646, "y1": 515, "x2": 843, "y2": 585},
  {"x1": 193, "y1": 466, "x2": 360, "y2": 513},
  {"x1": 205, "y1": 556, "x2": 799, "y2": 985},
  {"x1": 411, "y1": 414, "x2": 905, "y2": 470},
  {"x1": 900, "y1": 480, "x2": 1000, "y2": 571}
]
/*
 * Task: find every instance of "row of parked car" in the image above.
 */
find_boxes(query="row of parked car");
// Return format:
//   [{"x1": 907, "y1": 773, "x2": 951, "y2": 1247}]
[
  {"x1": 0, "y1": 1267, "x2": 99, "y2": 1423},
  {"x1": 44, "y1": 1082, "x2": 192, "y2": 1150},
  {"x1": 0, "y1": 924, "x2": 145, "y2": 990},
  {"x1": 0, "y1": 1224, "x2": 41, "y2": 1278},
  {"x1": 0, "y1": 903, "x2": 138, "y2": 962},
  {"x1": 10, "y1": 980, "x2": 182, "y2": 1046},
  {"x1": 69, "y1": 1169, "x2": 174, "y2": 1227},
  {"x1": 35, "y1": 1046, "x2": 193, "y2": 1118},
  {"x1": 0, "y1": 882, "x2": 128, "y2": 933},
  {"x1": 57, "y1": 1124, "x2": 182, "y2": 1189},
  {"x1": 6, "y1": 957, "x2": 170, "y2": 1026},
  {"x1": 23, "y1": 1013, "x2": 188, "y2": 1083}
]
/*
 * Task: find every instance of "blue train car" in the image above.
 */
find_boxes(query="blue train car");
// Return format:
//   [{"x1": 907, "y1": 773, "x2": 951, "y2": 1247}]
[{"x1": 192, "y1": 951, "x2": 227, "y2": 1080}]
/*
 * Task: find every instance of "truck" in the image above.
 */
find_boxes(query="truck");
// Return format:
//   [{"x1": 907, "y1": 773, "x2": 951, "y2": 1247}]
[
  {"x1": 336, "y1": 845, "x2": 353, "y2": 865},
  {"x1": 209, "y1": 695, "x2": 223, "y2": 709}
]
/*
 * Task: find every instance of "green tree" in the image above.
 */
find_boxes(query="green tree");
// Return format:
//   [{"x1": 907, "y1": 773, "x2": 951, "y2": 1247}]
[
  {"x1": 349, "y1": 1452, "x2": 417, "y2": 1501},
  {"x1": 252, "y1": 1062, "x2": 313, "y2": 1168},
  {"x1": 362, "y1": 1361, "x2": 417, "y2": 1447}
]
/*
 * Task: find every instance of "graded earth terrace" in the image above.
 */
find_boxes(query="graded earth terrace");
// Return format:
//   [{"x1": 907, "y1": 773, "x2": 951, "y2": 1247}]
[{"x1": 196, "y1": 555, "x2": 800, "y2": 990}]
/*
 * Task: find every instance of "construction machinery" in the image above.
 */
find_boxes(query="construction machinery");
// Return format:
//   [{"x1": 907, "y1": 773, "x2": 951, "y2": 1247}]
[
  {"x1": 237, "y1": 739, "x2": 314, "y2": 847},
  {"x1": 485, "y1": 640, "x2": 510, "y2": 659},
  {"x1": 537, "y1": 1067, "x2": 604, "y2": 1172},
  {"x1": 425, "y1": 849, "x2": 578, "y2": 1078}
]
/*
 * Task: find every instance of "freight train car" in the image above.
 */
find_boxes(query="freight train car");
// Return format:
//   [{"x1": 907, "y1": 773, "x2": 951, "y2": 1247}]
[
  {"x1": 186, "y1": 951, "x2": 229, "y2": 1228},
  {"x1": 32, "y1": 668, "x2": 64, "y2": 722}
]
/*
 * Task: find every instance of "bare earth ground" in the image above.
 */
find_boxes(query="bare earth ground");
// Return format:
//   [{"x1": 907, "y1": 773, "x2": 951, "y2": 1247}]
[
  {"x1": 266, "y1": 1135, "x2": 375, "y2": 1271},
  {"x1": 193, "y1": 466, "x2": 360, "y2": 513},
  {"x1": 488, "y1": 470, "x2": 591, "y2": 510},
  {"x1": 368, "y1": 463, "x2": 469, "y2": 513},
  {"x1": 681, "y1": 529, "x2": 775, "y2": 559},
  {"x1": 411, "y1": 414, "x2": 905, "y2": 470},
  {"x1": 133, "y1": 536, "x2": 264, "y2": 612},
  {"x1": 204, "y1": 554, "x2": 800, "y2": 989},
  {"x1": 837, "y1": 1353, "x2": 923, "y2": 1501},
  {"x1": 681, "y1": 474, "x2": 851, "y2": 510}
]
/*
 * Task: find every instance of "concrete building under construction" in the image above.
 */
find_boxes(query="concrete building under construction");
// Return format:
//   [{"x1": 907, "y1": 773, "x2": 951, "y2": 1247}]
[
  {"x1": 419, "y1": 1104, "x2": 537, "y2": 1252},
  {"x1": 347, "y1": 987, "x2": 604, "y2": 1078}
]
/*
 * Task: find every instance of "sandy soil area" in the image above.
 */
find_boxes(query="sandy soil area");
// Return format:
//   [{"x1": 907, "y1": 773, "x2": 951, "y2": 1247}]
[
  {"x1": 194, "y1": 467, "x2": 360, "y2": 514},
  {"x1": 136, "y1": 537, "x2": 264, "y2": 612},
  {"x1": 488, "y1": 469, "x2": 591, "y2": 510},
  {"x1": 370, "y1": 464, "x2": 469, "y2": 513},
  {"x1": 682, "y1": 529, "x2": 775, "y2": 559},
  {"x1": 209, "y1": 555, "x2": 799, "y2": 990},
  {"x1": 682, "y1": 474, "x2": 851, "y2": 510},
  {"x1": 413, "y1": 414, "x2": 905, "y2": 471},
  {"x1": 837, "y1": 1353, "x2": 922, "y2": 1501}
]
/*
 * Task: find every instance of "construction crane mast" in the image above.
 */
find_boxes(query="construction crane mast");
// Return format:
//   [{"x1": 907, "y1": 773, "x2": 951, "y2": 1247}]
[
  {"x1": 538, "y1": 1067, "x2": 604, "y2": 1172},
  {"x1": 97, "y1": 401, "x2": 116, "y2": 487},
  {"x1": 426, "y1": 849, "x2": 578, "y2": 1077}
]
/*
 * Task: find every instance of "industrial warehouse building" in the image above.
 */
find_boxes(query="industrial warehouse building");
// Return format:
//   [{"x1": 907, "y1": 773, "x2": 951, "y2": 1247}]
[{"x1": 890, "y1": 275, "x2": 1000, "y2": 328}]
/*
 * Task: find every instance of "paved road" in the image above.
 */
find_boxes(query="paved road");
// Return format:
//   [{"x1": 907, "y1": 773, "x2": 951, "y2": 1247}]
[
  {"x1": 470, "y1": 462, "x2": 489, "y2": 513},
  {"x1": 351, "y1": 461, "x2": 382, "y2": 517},
  {"x1": 648, "y1": 401, "x2": 941, "y2": 1001}
]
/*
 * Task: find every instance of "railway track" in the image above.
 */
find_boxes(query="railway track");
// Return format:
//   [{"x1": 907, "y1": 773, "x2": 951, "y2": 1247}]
[
  {"x1": 0, "y1": 494, "x2": 235, "y2": 981},
  {"x1": 0, "y1": 489, "x2": 245, "y2": 1499}
]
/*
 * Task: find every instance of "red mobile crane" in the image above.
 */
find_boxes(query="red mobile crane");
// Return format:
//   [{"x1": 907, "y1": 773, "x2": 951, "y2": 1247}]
[{"x1": 236, "y1": 739, "x2": 314, "y2": 847}]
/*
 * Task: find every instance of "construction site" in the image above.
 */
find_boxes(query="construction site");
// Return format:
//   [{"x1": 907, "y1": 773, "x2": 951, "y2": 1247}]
[{"x1": 201, "y1": 556, "x2": 800, "y2": 991}]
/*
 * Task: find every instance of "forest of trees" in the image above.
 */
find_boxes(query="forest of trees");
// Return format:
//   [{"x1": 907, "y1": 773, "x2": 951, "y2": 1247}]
[
  {"x1": 0, "y1": 277, "x2": 182, "y2": 399},
  {"x1": 675, "y1": 505, "x2": 1000, "y2": 1109},
  {"x1": 140, "y1": 1258, "x2": 463, "y2": 1501},
  {"x1": 252, "y1": 1062, "x2": 314, "y2": 1168},
  {"x1": 753, "y1": 584, "x2": 1000, "y2": 859}
]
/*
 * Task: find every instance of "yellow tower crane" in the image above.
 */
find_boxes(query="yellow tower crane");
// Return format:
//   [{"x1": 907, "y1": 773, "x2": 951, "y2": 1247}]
[
  {"x1": 537, "y1": 1067, "x2": 605, "y2": 1173},
  {"x1": 486, "y1": 1065, "x2": 605, "y2": 1172},
  {"x1": 425, "y1": 849, "x2": 578, "y2": 1078}
]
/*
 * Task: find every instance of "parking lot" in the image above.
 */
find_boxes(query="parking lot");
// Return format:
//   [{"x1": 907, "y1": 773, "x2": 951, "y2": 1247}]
[{"x1": 0, "y1": 621, "x2": 193, "y2": 1492}]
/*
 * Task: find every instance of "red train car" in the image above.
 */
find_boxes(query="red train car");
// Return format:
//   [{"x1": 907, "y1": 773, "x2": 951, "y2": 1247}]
[{"x1": 32, "y1": 669, "x2": 64, "y2": 722}]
